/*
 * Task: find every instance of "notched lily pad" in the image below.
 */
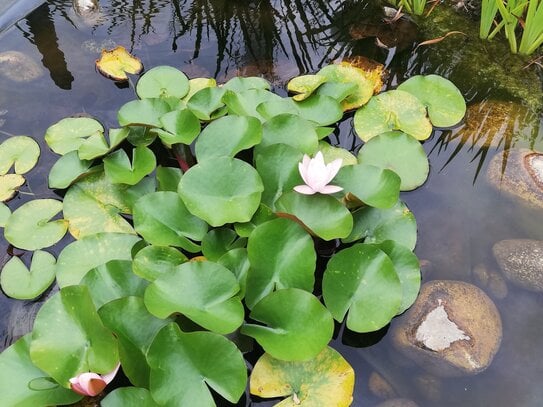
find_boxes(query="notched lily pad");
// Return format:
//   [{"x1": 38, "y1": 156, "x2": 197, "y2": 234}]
[
  {"x1": 136, "y1": 66, "x2": 189, "y2": 99},
  {"x1": 250, "y1": 347, "x2": 355, "y2": 407},
  {"x1": 96, "y1": 46, "x2": 143, "y2": 81},
  {"x1": 103, "y1": 145, "x2": 156, "y2": 185},
  {"x1": 45, "y1": 117, "x2": 105, "y2": 156},
  {"x1": 0, "y1": 136, "x2": 40, "y2": 175},
  {"x1": 287, "y1": 74, "x2": 327, "y2": 101},
  {"x1": 0, "y1": 173, "x2": 25, "y2": 201}
]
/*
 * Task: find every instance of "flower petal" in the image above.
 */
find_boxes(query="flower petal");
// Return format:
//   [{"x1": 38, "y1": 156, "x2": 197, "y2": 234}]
[
  {"x1": 318, "y1": 184, "x2": 343, "y2": 194},
  {"x1": 71, "y1": 373, "x2": 106, "y2": 396},
  {"x1": 294, "y1": 184, "x2": 316, "y2": 195},
  {"x1": 324, "y1": 158, "x2": 343, "y2": 184},
  {"x1": 101, "y1": 362, "x2": 121, "y2": 384}
]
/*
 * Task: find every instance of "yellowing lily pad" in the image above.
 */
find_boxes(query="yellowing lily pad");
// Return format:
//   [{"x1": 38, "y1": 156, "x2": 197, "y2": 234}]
[
  {"x1": 340, "y1": 57, "x2": 386, "y2": 94},
  {"x1": 317, "y1": 63, "x2": 375, "y2": 111},
  {"x1": 250, "y1": 346, "x2": 355, "y2": 407},
  {"x1": 96, "y1": 46, "x2": 143, "y2": 81},
  {"x1": 287, "y1": 74, "x2": 327, "y2": 101},
  {"x1": 0, "y1": 174, "x2": 25, "y2": 201}
]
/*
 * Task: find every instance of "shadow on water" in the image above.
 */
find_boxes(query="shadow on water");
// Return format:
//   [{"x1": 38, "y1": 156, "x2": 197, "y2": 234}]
[{"x1": 0, "y1": 1, "x2": 542, "y2": 406}]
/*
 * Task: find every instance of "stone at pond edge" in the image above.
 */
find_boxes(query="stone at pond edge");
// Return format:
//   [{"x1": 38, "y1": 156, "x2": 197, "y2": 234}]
[
  {"x1": 391, "y1": 280, "x2": 502, "y2": 377},
  {"x1": 486, "y1": 149, "x2": 543, "y2": 210},
  {"x1": 493, "y1": 239, "x2": 543, "y2": 292},
  {"x1": 0, "y1": 51, "x2": 43, "y2": 82}
]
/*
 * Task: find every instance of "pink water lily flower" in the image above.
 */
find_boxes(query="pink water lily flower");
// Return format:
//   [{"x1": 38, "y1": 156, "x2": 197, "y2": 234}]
[
  {"x1": 69, "y1": 363, "x2": 120, "y2": 397},
  {"x1": 294, "y1": 151, "x2": 343, "y2": 195}
]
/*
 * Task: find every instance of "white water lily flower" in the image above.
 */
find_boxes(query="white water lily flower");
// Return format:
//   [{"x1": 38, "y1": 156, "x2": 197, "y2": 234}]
[{"x1": 294, "y1": 151, "x2": 343, "y2": 195}]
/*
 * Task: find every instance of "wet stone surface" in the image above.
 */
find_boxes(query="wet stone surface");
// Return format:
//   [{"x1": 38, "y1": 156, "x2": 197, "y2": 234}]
[
  {"x1": 493, "y1": 239, "x2": 543, "y2": 292},
  {"x1": 487, "y1": 148, "x2": 543, "y2": 210},
  {"x1": 391, "y1": 280, "x2": 502, "y2": 377}
]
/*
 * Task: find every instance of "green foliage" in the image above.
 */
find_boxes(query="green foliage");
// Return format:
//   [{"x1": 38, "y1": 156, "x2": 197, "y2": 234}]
[{"x1": 0, "y1": 64, "x2": 465, "y2": 405}]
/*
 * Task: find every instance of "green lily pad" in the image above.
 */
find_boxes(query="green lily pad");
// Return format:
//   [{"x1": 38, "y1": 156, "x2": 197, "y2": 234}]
[
  {"x1": 318, "y1": 141, "x2": 358, "y2": 167},
  {"x1": 44, "y1": 117, "x2": 104, "y2": 156},
  {"x1": 334, "y1": 163, "x2": 400, "y2": 208},
  {"x1": 223, "y1": 89, "x2": 282, "y2": 121},
  {"x1": 155, "y1": 108, "x2": 201, "y2": 146},
  {"x1": 182, "y1": 77, "x2": 217, "y2": 102},
  {"x1": 245, "y1": 217, "x2": 316, "y2": 309},
  {"x1": 0, "y1": 202, "x2": 10, "y2": 226},
  {"x1": 147, "y1": 323, "x2": 247, "y2": 405},
  {"x1": 63, "y1": 170, "x2": 154, "y2": 238},
  {"x1": 397, "y1": 74, "x2": 466, "y2": 127},
  {"x1": 0, "y1": 250, "x2": 56, "y2": 300},
  {"x1": 254, "y1": 144, "x2": 303, "y2": 210},
  {"x1": 132, "y1": 245, "x2": 188, "y2": 281},
  {"x1": 144, "y1": 261, "x2": 244, "y2": 334},
  {"x1": 294, "y1": 95, "x2": 343, "y2": 127},
  {"x1": 241, "y1": 288, "x2": 334, "y2": 361},
  {"x1": 80, "y1": 260, "x2": 148, "y2": 309},
  {"x1": 0, "y1": 335, "x2": 82, "y2": 407},
  {"x1": 250, "y1": 347, "x2": 355, "y2": 407},
  {"x1": 357, "y1": 131, "x2": 429, "y2": 191},
  {"x1": 234, "y1": 204, "x2": 276, "y2": 237},
  {"x1": 136, "y1": 66, "x2": 189, "y2": 99},
  {"x1": 0, "y1": 173, "x2": 25, "y2": 201},
  {"x1": 201, "y1": 228, "x2": 246, "y2": 262},
  {"x1": 344, "y1": 200, "x2": 417, "y2": 250},
  {"x1": 287, "y1": 74, "x2": 327, "y2": 101},
  {"x1": 217, "y1": 248, "x2": 250, "y2": 299},
  {"x1": 353, "y1": 90, "x2": 433, "y2": 142},
  {"x1": 259, "y1": 113, "x2": 319, "y2": 155},
  {"x1": 195, "y1": 115, "x2": 262, "y2": 161},
  {"x1": 133, "y1": 191, "x2": 208, "y2": 253},
  {"x1": 126, "y1": 126, "x2": 156, "y2": 146},
  {"x1": 178, "y1": 157, "x2": 264, "y2": 227},
  {"x1": 373, "y1": 240, "x2": 420, "y2": 314},
  {"x1": 56, "y1": 232, "x2": 140, "y2": 287},
  {"x1": 323, "y1": 243, "x2": 402, "y2": 332},
  {"x1": 223, "y1": 76, "x2": 271, "y2": 92},
  {"x1": 118, "y1": 98, "x2": 171, "y2": 127},
  {"x1": 99, "y1": 297, "x2": 172, "y2": 388},
  {"x1": 187, "y1": 87, "x2": 227, "y2": 121},
  {"x1": 48, "y1": 151, "x2": 94, "y2": 189},
  {"x1": 256, "y1": 98, "x2": 299, "y2": 120},
  {"x1": 103, "y1": 145, "x2": 156, "y2": 185},
  {"x1": 156, "y1": 166, "x2": 182, "y2": 192},
  {"x1": 317, "y1": 64, "x2": 374, "y2": 111},
  {"x1": 4, "y1": 199, "x2": 67, "y2": 250},
  {"x1": 275, "y1": 192, "x2": 353, "y2": 241},
  {"x1": 101, "y1": 387, "x2": 159, "y2": 407},
  {"x1": 315, "y1": 81, "x2": 358, "y2": 102},
  {"x1": 30, "y1": 285, "x2": 119, "y2": 386},
  {"x1": 0, "y1": 136, "x2": 40, "y2": 175}
]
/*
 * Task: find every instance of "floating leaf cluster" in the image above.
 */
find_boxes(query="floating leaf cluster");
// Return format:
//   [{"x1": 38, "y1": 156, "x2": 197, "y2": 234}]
[{"x1": 0, "y1": 62, "x2": 465, "y2": 406}]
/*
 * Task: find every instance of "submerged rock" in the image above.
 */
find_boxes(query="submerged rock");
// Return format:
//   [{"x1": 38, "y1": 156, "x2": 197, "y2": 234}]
[
  {"x1": 369, "y1": 371, "x2": 397, "y2": 399},
  {"x1": 0, "y1": 51, "x2": 43, "y2": 82},
  {"x1": 472, "y1": 263, "x2": 508, "y2": 299},
  {"x1": 487, "y1": 148, "x2": 543, "y2": 210},
  {"x1": 493, "y1": 239, "x2": 543, "y2": 292},
  {"x1": 391, "y1": 280, "x2": 502, "y2": 377}
]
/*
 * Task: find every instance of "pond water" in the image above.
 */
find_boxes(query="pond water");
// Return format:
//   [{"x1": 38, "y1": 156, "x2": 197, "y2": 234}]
[{"x1": 0, "y1": 0, "x2": 542, "y2": 406}]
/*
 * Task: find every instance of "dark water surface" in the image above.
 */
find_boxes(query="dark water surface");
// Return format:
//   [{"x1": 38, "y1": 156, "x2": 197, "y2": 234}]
[{"x1": 1, "y1": 1, "x2": 543, "y2": 406}]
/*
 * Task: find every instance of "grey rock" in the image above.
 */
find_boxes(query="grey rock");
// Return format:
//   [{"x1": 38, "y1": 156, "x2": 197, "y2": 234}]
[
  {"x1": 391, "y1": 280, "x2": 502, "y2": 377},
  {"x1": 0, "y1": 51, "x2": 43, "y2": 82},
  {"x1": 487, "y1": 148, "x2": 543, "y2": 210},
  {"x1": 493, "y1": 239, "x2": 543, "y2": 292},
  {"x1": 472, "y1": 263, "x2": 508, "y2": 299}
]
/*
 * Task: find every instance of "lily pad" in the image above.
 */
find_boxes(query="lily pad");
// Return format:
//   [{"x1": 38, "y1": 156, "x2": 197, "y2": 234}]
[
  {"x1": 234, "y1": 204, "x2": 276, "y2": 237},
  {"x1": 315, "y1": 81, "x2": 358, "y2": 103},
  {"x1": 44, "y1": 117, "x2": 104, "y2": 156},
  {"x1": 0, "y1": 202, "x2": 10, "y2": 226},
  {"x1": 144, "y1": 261, "x2": 244, "y2": 334},
  {"x1": 397, "y1": 74, "x2": 466, "y2": 127},
  {"x1": 30, "y1": 285, "x2": 119, "y2": 386},
  {"x1": 241, "y1": 288, "x2": 334, "y2": 361},
  {"x1": 323, "y1": 243, "x2": 402, "y2": 332},
  {"x1": 118, "y1": 98, "x2": 171, "y2": 128},
  {"x1": 96, "y1": 46, "x2": 143, "y2": 81},
  {"x1": 223, "y1": 89, "x2": 282, "y2": 121},
  {"x1": 260, "y1": 113, "x2": 319, "y2": 155},
  {"x1": 56, "y1": 233, "x2": 141, "y2": 287},
  {"x1": 0, "y1": 335, "x2": 82, "y2": 407},
  {"x1": 182, "y1": 77, "x2": 217, "y2": 102},
  {"x1": 195, "y1": 115, "x2": 262, "y2": 161},
  {"x1": 147, "y1": 323, "x2": 247, "y2": 405},
  {"x1": 133, "y1": 191, "x2": 208, "y2": 253},
  {"x1": 295, "y1": 95, "x2": 344, "y2": 127},
  {"x1": 275, "y1": 192, "x2": 353, "y2": 241},
  {"x1": 344, "y1": 200, "x2": 417, "y2": 250},
  {"x1": 4, "y1": 199, "x2": 67, "y2": 250},
  {"x1": 156, "y1": 166, "x2": 182, "y2": 192},
  {"x1": 223, "y1": 76, "x2": 271, "y2": 92},
  {"x1": 48, "y1": 151, "x2": 94, "y2": 189},
  {"x1": 357, "y1": 131, "x2": 429, "y2": 191},
  {"x1": 201, "y1": 228, "x2": 246, "y2": 262},
  {"x1": 187, "y1": 87, "x2": 227, "y2": 121},
  {"x1": 353, "y1": 90, "x2": 433, "y2": 142},
  {"x1": 132, "y1": 245, "x2": 188, "y2": 281},
  {"x1": 250, "y1": 347, "x2": 354, "y2": 407},
  {"x1": 0, "y1": 136, "x2": 40, "y2": 175},
  {"x1": 245, "y1": 217, "x2": 316, "y2": 308},
  {"x1": 103, "y1": 145, "x2": 156, "y2": 185},
  {"x1": 317, "y1": 64, "x2": 375, "y2": 111},
  {"x1": 318, "y1": 141, "x2": 357, "y2": 167},
  {"x1": 99, "y1": 297, "x2": 172, "y2": 388},
  {"x1": 287, "y1": 74, "x2": 327, "y2": 101},
  {"x1": 178, "y1": 157, "x2": 264, "y2": 227},
  {"x1": 217, "y1": 248, "x2": 250, "y2": 299},
  {"x1": 0, "y1": 173, "x2": 25, "y2": 201},
  {"x1": 0, "y1": 250, "x2": 56, "y2": 300},
  {"x1": 136, "y1": 66, "x2": 189, "y2": 99},
  {"x1": 101, "y1": 387, "x2": 159, "y2": 406},
  {"x1": 156, "y1": 108, "x2": 201, "y2": 146}
]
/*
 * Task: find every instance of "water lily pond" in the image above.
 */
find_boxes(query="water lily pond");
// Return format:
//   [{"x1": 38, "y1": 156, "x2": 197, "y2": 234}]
[{"x1": 0, "y1": 0, "x2": 543, "y2": 406}]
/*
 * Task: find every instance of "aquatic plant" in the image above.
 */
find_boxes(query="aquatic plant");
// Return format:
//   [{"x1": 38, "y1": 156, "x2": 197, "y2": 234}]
[
  {"x1": 0, "y1": 62, "x2": 465, "y2": 405},
  {"x1": 387, "y1": 0, "x2": 428, "y2": 15}
]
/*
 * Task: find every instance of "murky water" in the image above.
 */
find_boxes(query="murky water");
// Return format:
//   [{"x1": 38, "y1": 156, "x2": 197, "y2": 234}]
[{"x1": 0, "y1": 1, "x2": 542, "y2": 406}]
